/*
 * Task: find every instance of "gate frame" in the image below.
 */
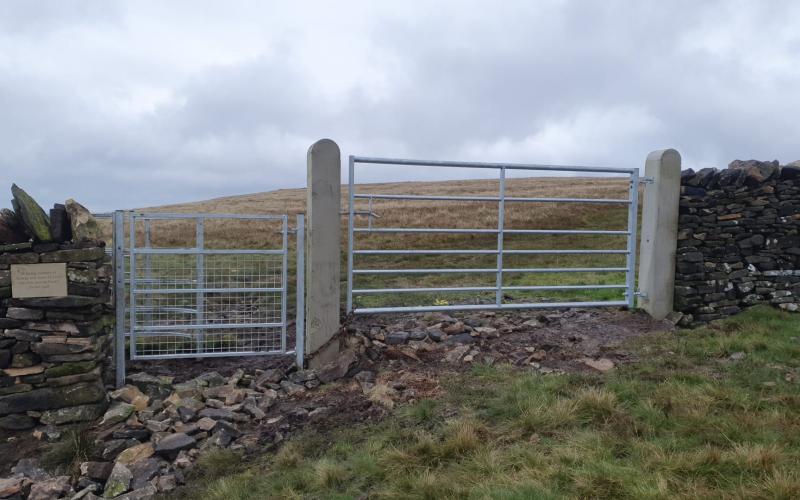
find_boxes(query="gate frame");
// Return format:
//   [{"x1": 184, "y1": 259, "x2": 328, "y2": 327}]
[
  {"x1": 346, "y1": 156, "x2": 640, "y2": 314},
  {"x1": 114, "y1": 211, "x2": 305, "y2": 387}
]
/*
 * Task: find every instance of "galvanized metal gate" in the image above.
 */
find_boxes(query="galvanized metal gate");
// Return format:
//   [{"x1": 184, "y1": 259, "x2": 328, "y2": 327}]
[
  {"x1": 346, "y1": 156, "x2": 640, "y2": 314},
  {"x1": 113, "y1": 211, "x2": 304, "y2": 386}
]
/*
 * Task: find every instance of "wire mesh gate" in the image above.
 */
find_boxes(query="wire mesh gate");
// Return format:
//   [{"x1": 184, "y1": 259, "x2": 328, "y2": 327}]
[
  {"x1": 347, "y1": 156, "x2": 640, "y2": 314},
  {"x1": 113, "y1": 211, "x2": 304, "y2": 387}
]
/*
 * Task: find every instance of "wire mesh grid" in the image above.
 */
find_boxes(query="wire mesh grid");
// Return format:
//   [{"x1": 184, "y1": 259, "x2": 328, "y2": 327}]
[{"x1": 127, "y1": 213, "x2": 288, "y2": 359}]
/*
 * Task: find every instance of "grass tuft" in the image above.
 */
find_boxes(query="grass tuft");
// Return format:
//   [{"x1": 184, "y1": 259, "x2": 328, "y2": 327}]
[
  {"x1": 192, "y1": 449, "x2": 245, "y2": 480},
  {"x1": 312, "y1": 458, "x2": 348, "y2": 489},
  {"x1": 41, "y1": 428, "x2": 94, "y2": 479}
]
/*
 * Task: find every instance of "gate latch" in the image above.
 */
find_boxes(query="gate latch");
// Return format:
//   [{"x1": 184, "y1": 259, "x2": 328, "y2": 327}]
[{"x1": 640, "y1": 177, "x2": 655, "y2": 184}]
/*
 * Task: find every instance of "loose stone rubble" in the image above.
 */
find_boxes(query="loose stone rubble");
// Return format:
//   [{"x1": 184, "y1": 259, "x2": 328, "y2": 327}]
[
  {"x1": 2, "y1": 364, "x2": 337, "y2": 499},
  {"x1": 0, "y1": 308, "x2": 666, "y2": 498},
  {"x1": 676, "y1": 159, "x2": 800, "y2": 325}
]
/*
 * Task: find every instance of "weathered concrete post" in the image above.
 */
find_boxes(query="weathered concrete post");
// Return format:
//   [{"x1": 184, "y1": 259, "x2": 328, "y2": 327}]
[
  {"x1": 638, "y1": 149, "x2": 681, "y2": 320},
  {"x1": 306, "y1": 139, "x2": 341, "y2": 368}
]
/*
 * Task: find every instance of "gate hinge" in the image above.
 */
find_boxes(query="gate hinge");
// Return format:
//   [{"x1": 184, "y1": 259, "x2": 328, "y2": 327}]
[
  {"x1": 634, "y1": 291, "x2": 648, "y2": 300},
  {"x1": 639, "y1": 177, "x2": 655, "y2": 185}
]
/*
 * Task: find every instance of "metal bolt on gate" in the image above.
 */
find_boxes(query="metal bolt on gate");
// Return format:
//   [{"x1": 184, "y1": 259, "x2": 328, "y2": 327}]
[
  {"x1": 346, "y1": 156, "x2": 640, "y2": 314},
  {"x1": 113, "y1": 211, "x2": 305, "y2": 387}
]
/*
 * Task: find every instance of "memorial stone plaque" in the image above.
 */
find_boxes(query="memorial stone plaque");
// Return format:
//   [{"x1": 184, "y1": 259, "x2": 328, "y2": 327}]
[{"x1": 11, "y1": 263, "x2": 68, "y2": 298}]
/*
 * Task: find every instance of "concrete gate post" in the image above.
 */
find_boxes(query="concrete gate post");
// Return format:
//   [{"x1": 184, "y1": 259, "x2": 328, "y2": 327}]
[
  {"x1": 637, "y1": 149, "x2": 681, "y2": 320},
  {"x1": 306, "y1": 139, "x2": 341, "y2": 368}
]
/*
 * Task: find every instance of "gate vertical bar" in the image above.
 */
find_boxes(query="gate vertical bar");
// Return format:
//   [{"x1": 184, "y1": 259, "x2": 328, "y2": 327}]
[
  {"x1": 367, "y1": 195, "x2": 373, "y2": 231},
  {"x1": 346, "y1": 155, "x2": 355, "y2": 312},
  {"x1": 195, "y1": 217, "x2": 205, "y2": 355},
  {"x1": 495, "y1": 167, "x2": 506, "y2": 305},
  {"x1": 144, "y1": 220, "x2": 153, "y2": 327},
  {"x1": 281, "y1": 215, "x2": 288, "y2": 353},
  {"x1": 113, "y1": 210, "x2": 126, "y2": 388},
  {"x1": 625, "y1": 170, "x2": 640, "y2": 308},
  {"x1": 128, "y1": 214, "x2": 137, "y2": 359},
  {"x1": 295, "y1": 214, "x2": 305, "y2": 367}
]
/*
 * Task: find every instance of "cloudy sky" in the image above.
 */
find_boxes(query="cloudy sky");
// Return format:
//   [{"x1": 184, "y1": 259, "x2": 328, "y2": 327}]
[{"x1": 1, "y1": 0, "x2": 799, "y2": 211}]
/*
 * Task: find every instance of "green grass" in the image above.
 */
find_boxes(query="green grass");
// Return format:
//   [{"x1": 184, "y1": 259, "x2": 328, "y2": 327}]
[{"x1": 173, "y1": 306, "x2": 800, "y2": 499}]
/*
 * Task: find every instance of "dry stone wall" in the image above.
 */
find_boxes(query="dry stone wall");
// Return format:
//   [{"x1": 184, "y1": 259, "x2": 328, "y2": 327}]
[
  {"x1": 675, "y1": 159, "x2": 800, "y2": 325},
  {"x1": 0, "y1": 184, "x2": 112, "y2": 432}
]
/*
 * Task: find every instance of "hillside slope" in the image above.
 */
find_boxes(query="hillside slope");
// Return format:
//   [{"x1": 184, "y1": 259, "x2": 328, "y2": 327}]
[{"x1": 129, "y1": 176, "x2": 635, "y2": 307}]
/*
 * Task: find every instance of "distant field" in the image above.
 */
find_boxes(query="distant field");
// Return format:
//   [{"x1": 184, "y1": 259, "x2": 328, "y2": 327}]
[{"x1": 109, "y1": 177, "x2": 638, "y2": 308}]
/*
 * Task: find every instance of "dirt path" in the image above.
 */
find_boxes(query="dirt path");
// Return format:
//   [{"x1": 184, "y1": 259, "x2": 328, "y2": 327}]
[{"x1": 243, "y1": 307, "x2": 674, "y2": 452}]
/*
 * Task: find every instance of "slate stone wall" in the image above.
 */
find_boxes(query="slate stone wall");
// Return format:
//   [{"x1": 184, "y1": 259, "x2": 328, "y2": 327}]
[
  {"x1": 675, "y1": 160, "x2": 800, "y2": 325},
  {"x1": 0, "y1": 241, "x2": 112, "y2": 431}
]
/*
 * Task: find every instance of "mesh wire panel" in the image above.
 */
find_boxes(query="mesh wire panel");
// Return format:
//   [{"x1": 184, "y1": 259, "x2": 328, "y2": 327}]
[{"x1": 128, "y1": 214, "x2": 287, "y2": 359}]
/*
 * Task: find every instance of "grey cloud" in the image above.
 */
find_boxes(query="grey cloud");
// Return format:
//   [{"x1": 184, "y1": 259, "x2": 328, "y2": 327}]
[{"x1": 1, "y1": 0, "x2": 799, "y2": 211}]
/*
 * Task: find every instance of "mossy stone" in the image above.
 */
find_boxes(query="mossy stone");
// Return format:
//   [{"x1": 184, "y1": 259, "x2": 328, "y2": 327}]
[
  {"x1": 11, "y1": 184, "x2": 52, "y2": 242},
  {"x1": 44, "y1": 361, "x2": 97, "y2": 378}
]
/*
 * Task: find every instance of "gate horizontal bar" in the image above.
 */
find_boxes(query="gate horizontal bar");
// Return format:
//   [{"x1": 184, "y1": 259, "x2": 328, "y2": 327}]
[
  {"x1": 353, "y1": 267, "x2": 627, "y2": 274},
  {"x1": 355, "y1": 249, "x2": 498, "y2": 255},
  {"x1": 506, "y1": 229, "x2": 628, "y2": 235},
  {"x1": 353, "y1": 193, "x2": 631, "y2": 204},
  {"x1": 134, "y1": 349, "x2": 294, "y2": 360},
  {"x1": 503, "y1": 284, "x2": 626, "y2": 291},
  {"x1": 355, "y1": 228, "x2": 496, "y2": 234},
  {"x1": 132, "y1": 278, "x2": 196, "y2": 285},
  {"x1": 353, "y1": 284, "x2": 626, "y2": 294},
  {"x1": 352, "y1": 156, "x2": 638, "y2": 174},
  {"x1": 129, "y1": 331, "x2": 196, "y2": 339},
  {"x1": 131, "y1": 212, "x2": 287, "y2": 220},
  {"x1": 133, "y1": 322, "x2": 284, "y2": 331},
  {"x1": 353, "y1": 286, "x2": 497, "y2": 294},
  {"x1": 133, "y1": 287, "x2": 283, "y2": 294},
  {"x1": 354, "y1": 228, "x2": 629, "y2": 235},
  {"x1": 504, "y1": 267, "x2": 627, "y2": 273},
  {"x1": 354, "y1": 268, "x2": 497, "y2": 274},
  {"x1": 506, "y1": 249, "x2": 628, "y2": 255},
  {"x1": 131, "y1": 248, "x2": 284, "y2": 255},
  {"x1": 354, "y1": 249, "x2": 628, "y2": 255},
  {"x1": 128, "y1": 307, "x2": 197, "y2": 314},
  {"x1": 353, "y1": 301, "x2": 629, "y2": 314}
]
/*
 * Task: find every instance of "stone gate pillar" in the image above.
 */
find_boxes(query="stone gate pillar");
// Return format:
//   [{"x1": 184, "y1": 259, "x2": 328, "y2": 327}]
[
  {"x1": 638, "y1": 149, "x2": 682, "y2": 320},
  {"x1": 305, "y1": 139, "x2": 341, "y2": 368}
]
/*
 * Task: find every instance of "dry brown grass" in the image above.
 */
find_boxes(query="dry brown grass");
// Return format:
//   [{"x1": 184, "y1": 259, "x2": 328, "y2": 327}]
[
  {"x1": 110, "y1": 177, "x2": 631, "y2": 251},
  {"x1": 104, "y1": 177, "x2": 635, "y2": 306}
]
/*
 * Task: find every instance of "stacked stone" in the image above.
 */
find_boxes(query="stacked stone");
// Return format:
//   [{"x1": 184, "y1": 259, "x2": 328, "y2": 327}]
[
  {"x1": 675, "y1": 159, "x2": 800, "y2": 325},
  {"x1": 0, "y1": 183, "x2": 111, "y2": 432},
  {"x1": 0, "y1": 243, "x2": 112, "y2": 431}
]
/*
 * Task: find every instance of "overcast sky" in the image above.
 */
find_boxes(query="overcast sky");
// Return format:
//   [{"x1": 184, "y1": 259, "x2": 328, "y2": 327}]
[{"x1": 1, "y1": 1, "x2": 799, "y2": 211}]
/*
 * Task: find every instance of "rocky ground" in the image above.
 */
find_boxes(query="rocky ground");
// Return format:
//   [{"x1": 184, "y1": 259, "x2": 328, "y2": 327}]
[{"x1": 0, "y1": 307, "x2": 673, "y2": 499}]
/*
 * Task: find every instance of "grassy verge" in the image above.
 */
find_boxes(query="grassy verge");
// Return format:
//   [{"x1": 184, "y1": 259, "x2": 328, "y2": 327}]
[{"x1": 175, "y1": 306, "x2": 800, "y2": 499}]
